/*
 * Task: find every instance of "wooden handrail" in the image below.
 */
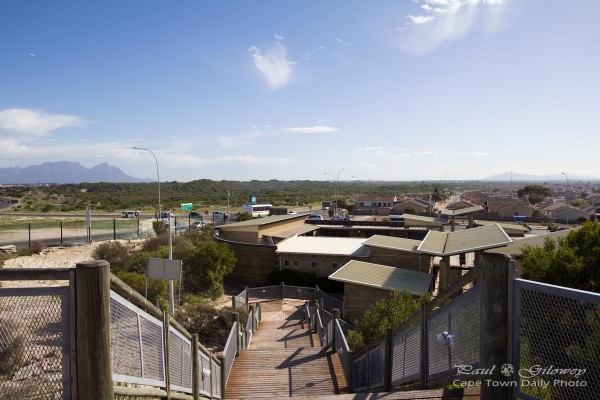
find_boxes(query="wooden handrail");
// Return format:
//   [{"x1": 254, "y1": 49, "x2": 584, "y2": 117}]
[{"x1": 0, "y1": 267, "x2": 73, "y2": 281}]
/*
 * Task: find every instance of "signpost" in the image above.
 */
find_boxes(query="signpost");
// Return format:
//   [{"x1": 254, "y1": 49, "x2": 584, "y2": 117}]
[{"x1": 146, "y1": 257, "x2": 183, "y2": 312}]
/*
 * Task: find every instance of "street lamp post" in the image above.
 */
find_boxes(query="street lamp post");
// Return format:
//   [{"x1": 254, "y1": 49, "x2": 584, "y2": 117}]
[
  {"x1": 133, "y1": 147, "x2": 174, "y2": 314},
  {"x1": 133, "y1": 147, "x2": 161, "y2": 220},
  {"x1": 324, "y1": 168, "x2": 343, "y2": 215}
]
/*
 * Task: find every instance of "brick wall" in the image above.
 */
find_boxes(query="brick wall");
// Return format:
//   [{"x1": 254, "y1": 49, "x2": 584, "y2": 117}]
[
  {"x1": 368, "y1": 247, "x2": 432, "y2": 273},
  {"x1": 216, "y1": 237, "x2": 278, "y2": 285},
  {"x1": 343, "y1": 282, "x2": 393, "y2": 322}
]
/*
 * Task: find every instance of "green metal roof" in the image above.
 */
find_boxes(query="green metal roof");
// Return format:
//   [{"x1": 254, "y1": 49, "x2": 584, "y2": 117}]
[
  {"x1": 402, "y1": 214, "x2": 447, "y2": 226},
  {"x1": 363, "y1": 235, "x2": 421, "y2": 252},
  {"x1": 488, "y1": 228, "x2": 574, "y2": 257},
  {"x1": 440, "y1": 204, "x2": 484, "y2": 216},
  {"x1": 328, "y1": 260, "x2": 432, "y2": 296},
  {"x1": 217, "y1": 214, "x2": 303, "y2": 229},
  {"x1": 417, "y1": 224, "x2": 512, "y2": 256}
]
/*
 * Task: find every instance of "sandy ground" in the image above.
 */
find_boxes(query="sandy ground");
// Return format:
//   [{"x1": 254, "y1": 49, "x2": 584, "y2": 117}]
[{"x1": 1, "y1": 240, "x2": 145, "y2": 288}]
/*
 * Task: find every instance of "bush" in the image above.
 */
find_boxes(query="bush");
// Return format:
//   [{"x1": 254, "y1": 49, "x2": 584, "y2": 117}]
[
  {"x1": 178, "y1": 295, "x2": 248, "y2": 351},
  {"x1": 92, "y1": 241, "x2": 130, "y2": 271},
  {"x1": 183, "y1": 242, "x2": 236, "y2": 299},
  {"x1": 113, "y1": 270, "x2": 171, "y2": 311},
  {"x1": 32, "y1": 241, "x2": 45, "y2": 254}
]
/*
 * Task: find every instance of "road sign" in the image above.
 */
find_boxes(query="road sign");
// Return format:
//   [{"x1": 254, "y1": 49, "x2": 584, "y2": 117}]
[
  {"x1": 180, "y1": 203, "x2": 193, "y2": 211},
  {"x1": 204, "y1": 210, "x2": 209, "y2": 215}
]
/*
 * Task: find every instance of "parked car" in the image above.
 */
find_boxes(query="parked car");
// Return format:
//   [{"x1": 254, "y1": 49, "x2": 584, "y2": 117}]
[
  {"x1": 174, "y1": 222, "x2": 186, "y2": 233},
  {"x1": 189, "y1": 212, "x2": 202, "y2": 219},
  {"x1": 331, "y1": 215, "x2": 350, "y2": 221},
  {"x1": 306, "y1": 214, "x2": 323, "y2": 221},
  {"x1": 190, "y1": 221, "x2": 204, "y2": 229}
]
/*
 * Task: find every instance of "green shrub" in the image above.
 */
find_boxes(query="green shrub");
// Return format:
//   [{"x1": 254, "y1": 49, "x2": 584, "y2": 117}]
[
  {"x1": 113, "y1": 270, "x2": 170, "y2": 311},
  {"x1": 92, "y1": 241, "x2": 130, "y2": 271}
]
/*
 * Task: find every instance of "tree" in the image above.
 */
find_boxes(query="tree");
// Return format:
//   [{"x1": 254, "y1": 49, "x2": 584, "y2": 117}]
[
  {"x1": 431, "y1": 187, "x2": 442, "y2": 202},
  {"x1": 520, "y1": 221, "x2": 600, "y2": 292},
  {"x1": 183, "y1": 241, "x2": 236, "y2": 299},
  {"x1": 517, "y1": 185, "x2": 553, "y2": 204},
  {"x1": 346, "y1": 290, "x2": 429, "y2": 350}
]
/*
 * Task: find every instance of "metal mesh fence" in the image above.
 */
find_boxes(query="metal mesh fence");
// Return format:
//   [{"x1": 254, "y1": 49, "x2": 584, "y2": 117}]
[
  {"x1": 368, "y1": 343, "x2": 385, "y2": 389},
  {"x1": 334, "y1": 320, "x2": 351, "y2": 382},
  {"x1": 199, "y1": 352, "x2": 212, "y2": 397},
  {"x1": 169, "y1": 327, "x2": 192, "y2": 394},
  {"x1": 223, "y1": 321, "x2": 238, "y2": 386},
  {"x1": 283, "y1": 285, "x2": 315, "y2": 301},
  {"x1": 352, "y1": 353, "x2": 368, "y2": 391},
  {"x1": 233, "y1": 290, "x2": 246, "y2": 310},
  {"x1": 211, "y1": 358, "x2": 222, "y2": 399},
  {"x1": 0, "y1": 286, "x2": 69, "y2": 400},
  {"x1": 427, "y1": 284, "x2": 482, "y2": 380},
  {"x1": 247, "y1": 286, "x2": 280, "y2": 302},
  {"x1": 110, "y1": 291, "x2": 165, "y2": 387},
  {"x1": 0, "y1": 218, "x2": 146, "y2": 248},
  {"x1": 514, "y1": 279, "x2": 600, "y2": 400},
  {"x1": 392, "y1": 321, "x2": 421, "y2": 385}
]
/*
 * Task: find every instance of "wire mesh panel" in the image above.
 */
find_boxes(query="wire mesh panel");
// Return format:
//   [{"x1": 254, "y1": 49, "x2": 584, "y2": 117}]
[
  {"x1": 427, "y1": 284, "x2": 481, "y2": 381},
  {"x1": 283, "y1": 285, "x2": 315, "y2": 301},
  {"x1": 352, "y1": 353, "x2": 368, "y2": 392},
  {"x1": 513, "y1": 279, "x2": 600, "y2": 400},
  {"x1": 335, "y1": 320, "x2": 351, "y2": 383},
  {"x1": 331, "y1": 298, "x2": 344, "y2": 318},
  {"x1": 392, "y1": 321, "x2": 421, "y2": 385},
  {"x1": 0, "y1": 286, "x2": 70, "y2": 399},
  {"x1": 233, "y1": 290, "x2": 246, "y2": 310},
  {"x1": 368, "y1": 343, "x2": 385, "y2": 389},
  {"x1": 247, "y1": 286, "x2": 279, "y2": 301},
  {"x1": 327, "y1": 318, "x2": 334, "y2": 348},
  {"x1": 211, "y1": 358, "x2": 222, "y2": 399},
  {"x1": 222, "y1": 321, "x2": 238, "y2": 386},
  {"x1": 169, "y1": 327, "x2": 192, "y2": 394},
  {"x1": 110, "y1": 291, "x2": 165, "y2": 387},
  {"x1": 199, "y1": 352, "x2": 212, "y2": 397}
]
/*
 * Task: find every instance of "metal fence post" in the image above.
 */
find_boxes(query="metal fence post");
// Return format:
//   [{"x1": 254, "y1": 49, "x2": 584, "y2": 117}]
[
  {"x1": 332, "y1": 309, "x2": 339, "y2": 351},
  {"x1": 383, "y1": 328, "x2": 393, "y2": 392},
  {"x1": 420, "y1": 304, "x2": 428, "y2": 389},
  {"x1": 163, "y1": 310, "x2": 171, "y2": 400},
  {"x1": 113, "y1": 218, "x2": 116, "y2": 240},
  {"x1": 192, "y1": 334, "x2": 200, "y2": 400},
  {"x1": 232, "y1": 312, "x2": 240, "y2": 356},
  {"x1": 280, "y1": 282, "x2": 285, "y2": 299},
  {"x1": 481, "y1": 253, "x2": 512, "y2": 400},
  {"x1": 245, "y1": 286, "x2": 249, "y2": 314},
  {"x1": 218, "y1": 355, "x2": 226, "y2": 400},
  {"x1": 75, "y1": 260, "x2": 114, "y2": 399}
]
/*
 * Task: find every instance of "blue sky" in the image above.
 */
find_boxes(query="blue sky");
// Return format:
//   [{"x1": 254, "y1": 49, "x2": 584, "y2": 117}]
[{"x1": 1, "y1": 0, "x2": 599, "y2": 182}]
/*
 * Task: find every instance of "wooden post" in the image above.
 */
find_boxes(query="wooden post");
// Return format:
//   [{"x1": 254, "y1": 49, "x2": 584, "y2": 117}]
[
  {"x1": 192, "y1": 334, "x2": 200, "y2": 400},
  {"x1": 439, "y1": 256, "x2": 450, "y2": 291},
  {"x1": 383, "y1": 329, "x2": 393, "y2": 392},
  {"x1": 332, "y1": 309, "x2": 339, "y2": 351},
  {"x1": 232, "y1": 312, "x2": 240, "y2": 356},
  {"x1": 481, "y1": 253, "x2": 512, "y2": 400},
  {"x1": 163, "y1": 310, "x2": 171, "y2": 400},
  {"x1": 451, "y1": 216, "x2": 455, "y2": 232},
  {"x1": 244, "y1": 286, "x2": 249, "y2": 314},
  {"x1": 75, "y1": 260, "x2": 114, "y2": 399},
  {"x1": 231, "y1": 295, "x2": 236, "y2": 309},
  {"x1": 420, "y1": 304, "x2": 428, "y2": 389},
  {"x1": 219, "y1": 356, "x2": 226, "y2": 400}
]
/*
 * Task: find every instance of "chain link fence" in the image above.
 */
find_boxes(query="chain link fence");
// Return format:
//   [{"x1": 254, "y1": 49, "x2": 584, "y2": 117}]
[
  {"x1": 0, "y1": 286, "x2": 70, "y2": 399},
  {"x1": 513, "y1": 279, "x2": 600, "y2": 400}
]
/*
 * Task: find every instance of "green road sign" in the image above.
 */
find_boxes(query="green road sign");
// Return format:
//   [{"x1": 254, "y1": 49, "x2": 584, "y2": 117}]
[{"x1": 180, "y1": 203, "x2": 193, "y2": 211}]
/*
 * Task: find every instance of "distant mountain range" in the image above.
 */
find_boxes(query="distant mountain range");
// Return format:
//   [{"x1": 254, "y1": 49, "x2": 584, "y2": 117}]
[
  {"x1": 0, "y1": 161, "x2": 146, "y2": 184},
  {"x1": 482, "y1": 171, "x2": 595, "y2": 182}
]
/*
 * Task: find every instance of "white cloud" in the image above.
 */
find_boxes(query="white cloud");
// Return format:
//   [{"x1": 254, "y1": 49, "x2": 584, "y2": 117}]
[
  {"x1": 283, "y1": 126, "x2": 338, "y2": 134},
  {"x1": 399, "y1": 0, "x2": 507, "y2": 55},
  {"x1": 335, "y1": 38, "x2": 348, "y2": 46},
  {"x1": 407, "y1": 15, "x2": 436, "y2": 24},
  {"x1": 0, "y1": 108, "x2": 85, "y2": 137},
  {"x1": 249, "y1": 43, "x2": 294, "y2": 90},
  {"x1": 274, "y1": 33, "x2": 286, "y2": 41}
]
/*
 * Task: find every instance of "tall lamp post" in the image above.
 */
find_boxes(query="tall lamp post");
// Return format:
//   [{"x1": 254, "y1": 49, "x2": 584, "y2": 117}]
[
  {"x1": 133, "y1": 147, "x2": 161, "y2": 220},
  {"x1": 324, "y1": 168, "x2": 343, "y2": 215},
  {"x1": 133, "y1": 147, "x2": 174, "y2": 314}
]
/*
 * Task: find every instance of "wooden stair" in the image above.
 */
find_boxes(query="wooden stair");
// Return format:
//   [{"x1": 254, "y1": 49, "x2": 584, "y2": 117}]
[{"x1": 225, "y1": 299, "x2": 347, "y2": 399}]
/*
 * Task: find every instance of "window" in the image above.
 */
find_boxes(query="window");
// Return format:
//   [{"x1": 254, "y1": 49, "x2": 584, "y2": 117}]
[
  {"x1": 310, "y1": 261, "x2": 318, "y2": 269},
  {"x1": 284, "y1": 260, "x2": 290, "y2": 268},
  {"x1": 293, "y1": 260, "x2": 299, "y2": 268},
  {"x1": 331, "y1": 262, "x2": 339, "y2": 270}
]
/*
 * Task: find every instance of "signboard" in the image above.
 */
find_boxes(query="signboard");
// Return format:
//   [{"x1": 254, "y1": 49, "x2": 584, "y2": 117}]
[
  {"x1": 146, "y1": 257, "x2": 182, "y2": 281},
  {"x1": 204, "y1": 210, "x2": 209, "y2": 215},
  {"x1": 180, "y1": 203, "x2": 193, "y2": 211}
]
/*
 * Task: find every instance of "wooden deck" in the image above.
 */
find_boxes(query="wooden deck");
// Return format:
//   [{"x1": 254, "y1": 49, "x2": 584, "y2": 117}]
[{"x1": 225, "y1": 299, "x2": 347, "y2": 399}]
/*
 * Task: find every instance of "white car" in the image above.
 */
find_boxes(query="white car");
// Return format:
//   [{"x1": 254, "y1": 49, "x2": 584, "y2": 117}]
[
  {"x1": 306, "y1": 214, "x2": 323, "y2": 221},
  {"x1": 190, "y1": 221, "x2": 205, "y2": 229}
]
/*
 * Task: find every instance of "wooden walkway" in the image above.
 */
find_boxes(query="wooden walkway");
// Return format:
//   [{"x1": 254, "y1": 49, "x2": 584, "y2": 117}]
[{"x1": 225, "y1": 299, "x2": 347, "y2": 399}]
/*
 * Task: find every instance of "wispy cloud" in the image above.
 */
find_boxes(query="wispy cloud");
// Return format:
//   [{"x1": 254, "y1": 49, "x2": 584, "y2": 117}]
[
  {"x1": 216, "y1": 129, "x2": 266, "y2": 150},
  {"x1": 356, "y1": 147, "x2": 490, "y2": 160},
  {"x1": 398, "y1": 0, "x2": 507, "y2": 55},
  {"x1": 335, "y1": 38, "x2": 349, "y2": 46},
  {"x1": 283, "y1": 125, "x2": 338, "y2": 134},
  {"x1": 274, "y1": 33, "x2": 286, "y2": 41},
  {"x1": 0, "y1": 108, "x2": 85, "y2": 137},
  {"x1": 249, "y1": 41, "x2": 294, "y2": 90},
  {"x1": 407, "y1": 15, "x2": 435, "y2": 25}
]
